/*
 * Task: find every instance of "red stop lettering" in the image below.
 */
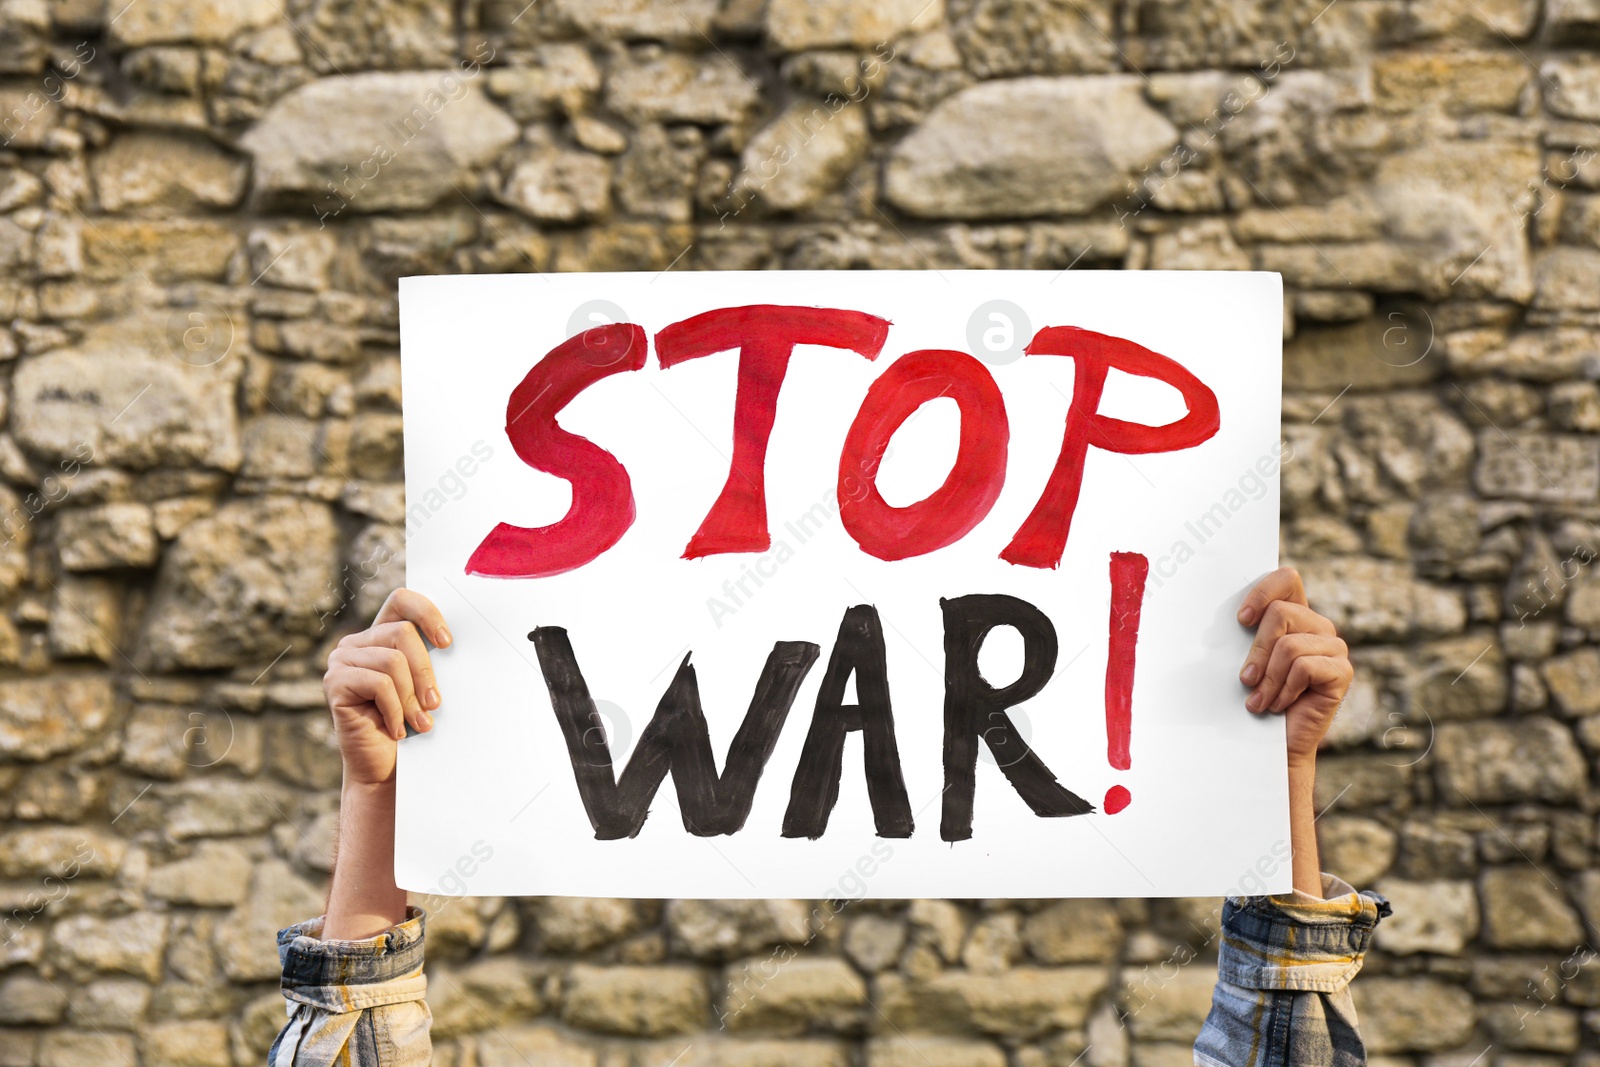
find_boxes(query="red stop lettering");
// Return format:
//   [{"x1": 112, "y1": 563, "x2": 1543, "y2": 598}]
[
  {"x1": 465, "y1": 324, "x2": 647, "y2": 578},
  {"x1": 655, "y1": 305, "x2": 891, "y2": 558},
  {"x1": 1001, "y1": 327, "x2": 1221, "y2": 570},
  {"x1": 838, "y1": 349, "x2": 1009, "y2": 561}
]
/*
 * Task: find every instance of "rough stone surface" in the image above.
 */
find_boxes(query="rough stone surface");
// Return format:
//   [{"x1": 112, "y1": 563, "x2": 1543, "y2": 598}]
[
  {"x1": 534, "y1": 897, "x2": 642, "y2": 953},
  {"x1": 1479, "y1": 866, "x2": 1585, "y2": 949},
  {"x1": 1118, "y1": 967, "x2": 1217, "y2": 1042},
  {"x1": 1355, "y1": 978, "x2": 1477, "y2": 1053},
  {"x1": 240, "y1": 73, "x2": 519, "y2": 211},
  {"x1": 723, "y1": 957, "x2": 866, "y2": 1034},
  {"x1": 767, "y1": 0, "x2": 943, "y2": 50},
  {"x1": 50, "y1": 913, "x2": 169, "y2": 982},
  {"x1": 11, "y1": 321, "x2": 242, "y2": 471},
  {"x1": 1021, "y1": 900, "x2": 1122, "y2": 963},
  {"x1": 562, "y1": 965, "x2": 709, "y2": 1035},
  {"x1": 109, "y1": 0, "x2": 278, "y2": 46},
  {"x1": 736, "y1": 99, "x2": 869, "y2": 212},
  {"x1": 876, "y1": 968, "x2": 1109, "y2": 1036},
  {"x1": 1373, "y1": 879, "x2": 1478, "y2": 954},
  {"x1": 1, "y1": 6, "x2": 1598, "y2": 1063},
  {"x1": 57, "y1": 503, "x2": 159, "y2": 571},
  {"x1": 143, "y1": 497, "x2": 341, "y2": 669},
  {"x1": 214, "y1": 859, "x2": 326, "y2": 982},
  {"x1": 91, "y1": 133, "x2": 248, "y2": 214},
  {"x1": 885, "y1": 77, "x2": 1178, "y2": 218},
  {"x1": 0, "y1": 676, "x2": 115, "y2": 761},
  {"x1": 1434, "y1": 718, "x2": 1587, "y2": 805},
  {"x1": 1318, "y1": 816, "x2": 1397, "y2": 886},
  {"x1": 667, "y1": 900, "x2": 811, "y2": 960}
]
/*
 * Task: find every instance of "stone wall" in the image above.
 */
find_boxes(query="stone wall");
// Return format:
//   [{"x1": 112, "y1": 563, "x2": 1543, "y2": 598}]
[{"x1": 0, "y1": 0, "x2": 1598, "y2": 1064}]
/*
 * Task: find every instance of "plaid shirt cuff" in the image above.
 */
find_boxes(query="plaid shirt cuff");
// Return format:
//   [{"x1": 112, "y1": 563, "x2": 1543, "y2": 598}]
[
  {"x1": 276, "y1": 907, "x2": 429, "y2": 1013},
  {"x1": 1218, "y1": 874, "x2": 1391, "y2": 993}
]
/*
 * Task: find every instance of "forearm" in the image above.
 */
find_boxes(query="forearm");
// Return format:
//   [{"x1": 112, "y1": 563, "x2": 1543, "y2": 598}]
[
  {"x1": 1287, "y1": 759, "x2": 1321, "y2": 896},
  {"x1": 324, "y1": 778, "x2": 407, "y2": 940}
]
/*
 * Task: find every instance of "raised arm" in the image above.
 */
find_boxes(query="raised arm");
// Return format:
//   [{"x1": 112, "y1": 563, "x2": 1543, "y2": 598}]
[
  {"x1": 267, "y1": 589, "x2": 449, "y2": 1067},
  {"x1": 1193, "y1": 567, "x2": 1390, "y2": 1067},
  {"x1": 1234, "y1": 565, "x2": 1351, "y2": 894}
]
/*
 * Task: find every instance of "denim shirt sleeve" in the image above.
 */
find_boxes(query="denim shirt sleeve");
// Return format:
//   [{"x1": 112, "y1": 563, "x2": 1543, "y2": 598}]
[
  {"x1": 1194, "y1": 875, "x2": 1390, "y2": 1067},
  {"x1": 266, "y1": 907, "x2": 432, "y2": 1067}
]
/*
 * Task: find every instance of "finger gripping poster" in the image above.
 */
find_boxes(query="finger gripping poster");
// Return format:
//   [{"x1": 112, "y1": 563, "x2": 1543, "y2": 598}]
[{"x1": 398, "y1": 270, "x2": 1289, "y2": 899}]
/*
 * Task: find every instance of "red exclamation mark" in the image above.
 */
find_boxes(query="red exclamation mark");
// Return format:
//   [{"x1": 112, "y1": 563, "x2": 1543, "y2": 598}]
[{"x1": 1104, "y1": 551, "x2": 1149, "y2": 815}]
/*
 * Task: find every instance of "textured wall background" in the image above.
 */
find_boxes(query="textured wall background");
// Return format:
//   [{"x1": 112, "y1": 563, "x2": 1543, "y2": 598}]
[{"x1": 0, "y1": 0, "x2": 1598, "y2": 1064}]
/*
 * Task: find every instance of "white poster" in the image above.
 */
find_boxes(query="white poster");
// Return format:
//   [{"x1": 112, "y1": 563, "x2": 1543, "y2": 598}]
[{"x1": 397, "y1": 270, "x2": 1289, "y2": 899}]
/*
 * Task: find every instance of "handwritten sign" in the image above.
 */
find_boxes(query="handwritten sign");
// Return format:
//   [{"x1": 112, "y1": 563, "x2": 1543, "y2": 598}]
[{"x1": 397, "y1": 271, "x2": 1289, "y2": 899}]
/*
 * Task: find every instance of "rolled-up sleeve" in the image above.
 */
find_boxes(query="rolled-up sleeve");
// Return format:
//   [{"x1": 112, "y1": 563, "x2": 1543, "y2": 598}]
[
  {"x1": 1194, "y1": 875, "x2": 1390, "y2": 1067},
  {"x1": 267, "y1": 907, "x2": 432, "y2": 1067}
]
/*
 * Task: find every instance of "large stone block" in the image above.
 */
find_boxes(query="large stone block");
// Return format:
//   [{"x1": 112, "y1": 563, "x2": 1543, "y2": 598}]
[
  {"x1": 874, "y1": 967, "x2": 1109, "y2": 1037},
  {"x1": 11, "y1": 321, "x2": 242, "y2": 471},
  {"x1": 81, "y1": 218, "x2": 240, "y2": 282},
  {"x1": 636, "y1": 1038, "x2": 851, "y2": 1067},
  {"x1": 292, "y1": 0, "x2": 457, "y2": 71},
  {"x1": 428, "y1": 957, "x2": 545, "y2": 1038},
  {"x1": 1374, "y1": 50, "x2": 1530, "y2": 113},
  {"x1": 1435, "y1": 718, "x2": 1587, "y2": 804},
  {"x1": 1543, "y1": 647, "x2": 1600, "y2": 715},
  {"x1": 240, "y1": 72, "x2": 519, "y2": 211},
  {"x1": 57, "y1": 503, "x2": 158, "y2": 571},
  {"x1": 0, "y1": 974, "x2": 67, "y2": 1024},
  {"x1": 1409, "y1": 633, "x2": 1508, "y2": 720},
  {"x1": 214, "y1": 859, "x2": 326, "y2": 982},
  {"x1": 1373, "y1": 879, "x2": 1478, "y2": 955},
  {"x1": 138, "y1": 1021, "x2": 230, "y2": 1067},
  {"x1": 1340, "y1": 392, "x2": 1477, "y2": 499},
  {"x1": 1368, "y1": 140, "x2": 1538, "y2": 303},
  {"x1": 884, "y1": 76, "x2": 1178, "y2": 219},
  {"x1": 1479, "y1": 866, "x2": 1585, "y2": 949},
  {"x1": 606, "y1": 54, "x2": 762, "y2": 124},
  {"x1": 1282, "y1": 317, "x2": 1440, "y2": 392},
  {"x1": 1545, "y1": 56, "x2": 1600, "y2": 119},
  {"x1": 767, "y1": 0, "x2": 942, "y2": 49},
  {"x1": 1020, "y1": 899, "x2": 1122, "y2": 963},
  {"x1": 723, "y1": 957, "x2": 866, "y2": 1033},
  {"x1": 90, "y1": 132, "x2": 247, "y2": 213},
  {"x1": 550, "y1": 0, "x2": 718, "y2": 40},
  {"x1": 1118, "y1": 965, "x2": 1216, "y2": 1041},
  {"x1": 1354, "y1": 977, "x2": 1476, "y2": 1053},
  {"x1": 477, "y1": 1024, "x2": 598, "y2": 1067},
  {"x1": 1481, "y1": 1001, "x2": 1581, "y2": 1052},
  {"x1": 534, "y1": 897, "x2": 642, "y2": 953},
  {"x1": 38, "y1": 1031, "x2": 137, "y2": 1067},
  {"x1": 843, "y1": 915, "x2": 907, "y2": 972},
  {"x1": 562, "y1": 964, "x2": 709, "y2": 1035},
  {"x1": 109, "y1": 0, "x2": 277, "y2": 45},
  {"x1": 866, "y1": 1036, "x2": 1006, "y2": 1067},
  {"x1": 1319, "y1": 816, "x2": 1397, "y2": 885},
  {"x1": 0, "y1": 676, "x2": 115, "y2": 762},
  {"x1": 143, "y1": 496, "x2": 340, "y2": 670},
  {"x1": 50, "y1": 913, "x2": 169, "y2": 982},
  {"x1": 499, "y1": 141, "x2": 612, "y2": 222},
  {"x1": 0, "y1": 826, "x2": 123, "y2": 878},
  {"x1": 147, "y1": 840, "x2": 254, "y2": 907},
  {"x1": 735, "y1": 99, "x2": 868, "y2": 212},
  {"x1": 947, "y1": 0, "x2": 1117, "y2": 77},
  {"x1": 163, "y1": 779, "x2": 286, "y2": 839},
  {"x1": 1300, "y1": 558, "x2": 1466, "y2": 641},
  {"x1": 1313, "y1": 753, "x2": 1412, "y2": 810},
  {"x1": 667, "y1": 899, "x2": 812, "y2": 960},
  {"x1": 0, "y1": 87, "x2": 61, "y2": 149}
]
